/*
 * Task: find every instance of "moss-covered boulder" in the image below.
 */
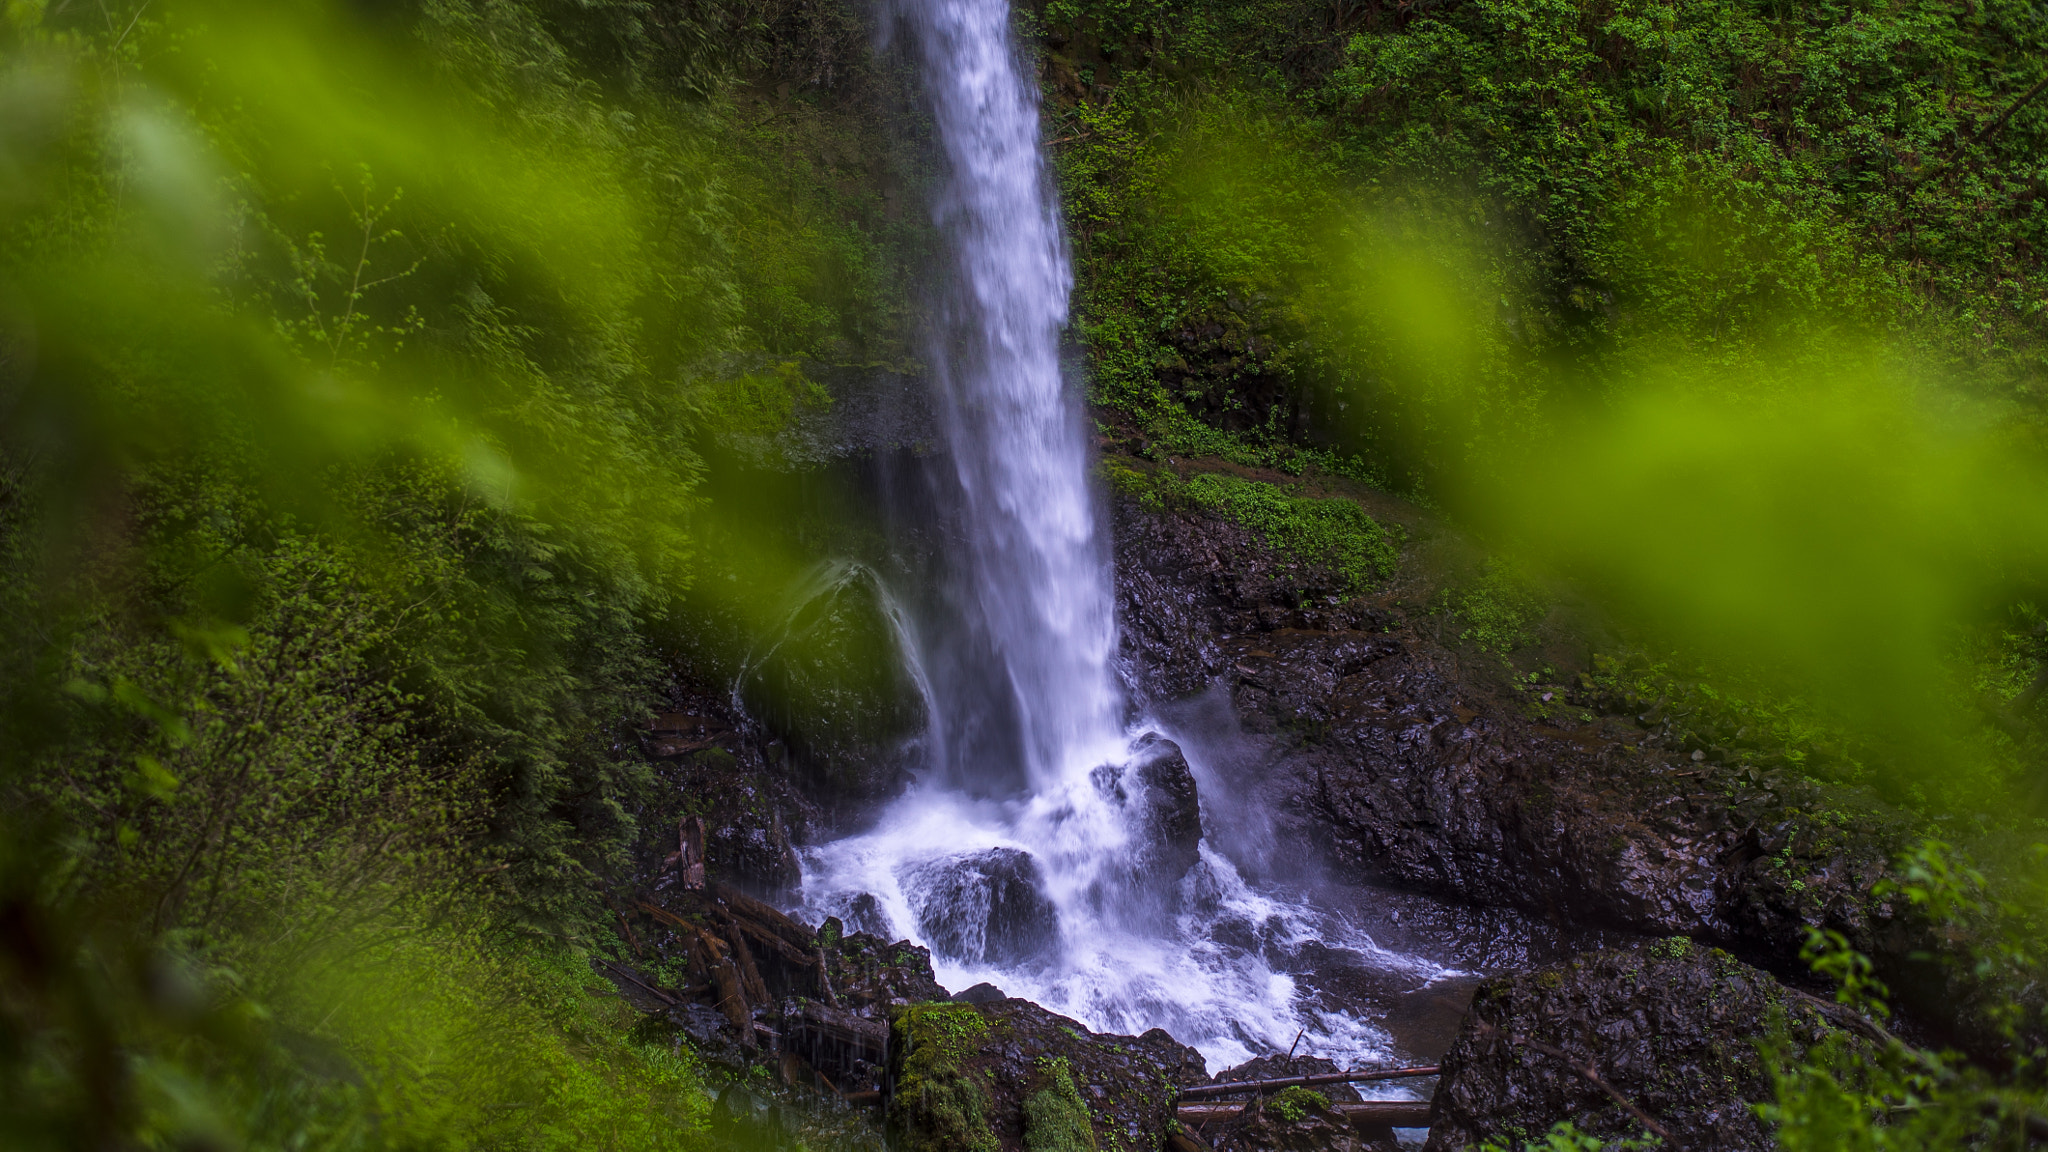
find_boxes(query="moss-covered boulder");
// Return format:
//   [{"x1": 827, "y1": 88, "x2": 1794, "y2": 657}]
[
  {"x1": 887, "y1": 998, "x2": 1206, "y2": 1152},
  {"x1": 1424, "y1": 946, "x2": 1879, "y2": 1152}
]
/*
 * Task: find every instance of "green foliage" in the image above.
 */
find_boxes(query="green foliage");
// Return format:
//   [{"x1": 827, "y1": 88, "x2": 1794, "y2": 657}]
[
  {"x1": 1762, "y1": 839, "x2": 2048, "y2": 1150},
  {"x1": 1105, "y1": 462, "x2": 1399, "y2": 596},
  {"x1": 1024, "y1": 1056, "x2": 1098, "y2": 1152},
  {"x1": 1439, "y1": 559, "x2": 1546, "y2": 656},
  {"x1": 0, "y1": 0, "x2": 920, "y2": 1147}
]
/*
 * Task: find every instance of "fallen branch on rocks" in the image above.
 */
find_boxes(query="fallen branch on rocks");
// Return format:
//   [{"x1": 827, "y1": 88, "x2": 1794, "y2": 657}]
[
  {"x1": 1175, "y1": 1101, "x2": 1433, "y2": 1126},
  {"x1": 1176, "y1": 1065, "x2": 1440, "y2": 1099},
  {"x1": 1476, "y1": 1020, "x2": 1682, "y2": 1150},
  {"x1": 595, "y1": 957, "x2": 676, "y2": 1006}
]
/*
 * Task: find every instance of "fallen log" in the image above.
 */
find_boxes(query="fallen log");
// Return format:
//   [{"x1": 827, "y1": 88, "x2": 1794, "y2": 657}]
[
  {"x1": 1176, "y1": 1101, "x2": 1433, "y2": 1127},
  {"x1": 712, "y1": 882, "x2": 820, "y2": 954},
  {"x1": 1176, "y1": 1066, "x2": 1440, "y2": 1099},
  {"x1": 719, "y1": 910, "x2": 772, "y2": 1005}
]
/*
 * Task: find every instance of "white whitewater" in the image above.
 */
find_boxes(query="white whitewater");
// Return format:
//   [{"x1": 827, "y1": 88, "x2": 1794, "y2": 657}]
[{"x1": 795, "y1": 0, "x2": 1447, "y2": 1071}]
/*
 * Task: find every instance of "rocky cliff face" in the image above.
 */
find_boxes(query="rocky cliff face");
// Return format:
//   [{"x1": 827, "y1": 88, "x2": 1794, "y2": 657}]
[{"x1": 1106, "y1": 466, "x2": 1965, "y2": 1030}]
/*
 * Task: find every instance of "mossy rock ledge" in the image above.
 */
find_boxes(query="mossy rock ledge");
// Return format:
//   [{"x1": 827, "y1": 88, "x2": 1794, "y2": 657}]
[
  {"x1": 1424, "y1": 947, "x2": 1879, "y2": 1152},
  {"x1": 887, "y1": 998, "x2": 1207, "y2": 1152}
]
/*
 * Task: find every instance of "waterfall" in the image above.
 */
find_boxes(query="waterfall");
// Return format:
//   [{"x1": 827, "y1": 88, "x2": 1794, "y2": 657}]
[
  {"x1": 906, "y1": 0, "x2": 1122, "y2": 789},
  {"x1": 791, "y1": 0, "x2": 1446, "y2": 1071}
]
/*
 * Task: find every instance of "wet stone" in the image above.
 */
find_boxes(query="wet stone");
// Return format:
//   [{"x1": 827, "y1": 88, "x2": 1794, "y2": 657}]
[
  {"x1": 1424, "y1": 946, "x2": 1879, "y2": 1152},
  {"x1": 900, "y1": 847, "x2": 1059, "y2": 967}
]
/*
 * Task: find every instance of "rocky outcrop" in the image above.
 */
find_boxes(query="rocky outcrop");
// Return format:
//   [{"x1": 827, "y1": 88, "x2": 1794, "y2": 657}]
[
  {"x1": 647, "y1": 747, "x2": 809, "y2": 900},
  {"x1": 887, "y1": 997, "x2": 1207, "y2": 1152},
  {"x1": 1109, "y1": 477, "x2": 1918, "y2": 969},
  {"x1": 901, "y1": 848, "x2": 1061, "y2": 968},
  {"x1": 1090, "y1": 732, "x2": 1206, "y2": 920},
  {"x1": 1423, "y1": 946, "x2": 1880, "y2": 1152}
]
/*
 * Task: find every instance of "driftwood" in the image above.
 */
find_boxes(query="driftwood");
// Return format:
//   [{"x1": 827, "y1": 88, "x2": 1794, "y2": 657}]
[
  {"x1": 1176, "y1": 1065, "x2": 1440, "y2": 1099},
  {"x1": 720, "y1": 910, "x2": 772, "y2": 1005},
  {"x1": 785, "y1": 1003, "x2": 889, "y2": 1061},
  {"x1": 1176, "y1": 1101, "x2": 1433, "y2": 1126},
  {"x1": 813, "y1": 947, "x2": 841, "y2": 1009},
  {"x1": 713, "y1": 882, "x2": 820, "y2": 954}
]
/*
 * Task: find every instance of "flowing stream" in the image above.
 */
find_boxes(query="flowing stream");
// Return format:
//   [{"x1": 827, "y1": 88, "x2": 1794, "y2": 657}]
[{"x1": 790, "y1": 0, "x2": 1453, "y2": 1073}]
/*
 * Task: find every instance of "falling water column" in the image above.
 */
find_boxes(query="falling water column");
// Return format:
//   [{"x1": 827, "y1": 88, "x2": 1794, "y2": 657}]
[{"x1": 900, "y1": 0, "x2": 1122, "y2": 789}]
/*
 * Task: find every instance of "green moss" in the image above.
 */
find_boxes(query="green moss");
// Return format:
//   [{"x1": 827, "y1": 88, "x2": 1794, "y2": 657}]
[
  {"x1": 895, "y1": 1004, "x2": 1000, "y2": 1152},
  {"x1": 1651, "y1": 935, "x2": 1694, "y2": 960},
  {"x1": 1267, "y1": 1085, "x2": 1329, "y2": 1123},
  {"x1": 1106, "y1": 463, "x2": 1400, "y2": 596},
  {"x1": 1024, "y1": 1056, "x2": 1099, "y2": 1152}
]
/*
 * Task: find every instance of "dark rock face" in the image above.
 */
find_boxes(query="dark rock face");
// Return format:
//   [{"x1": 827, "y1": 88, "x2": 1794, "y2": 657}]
[
  {"x1": 738, "y1": 561, "x2": 926, "y2": 817},
  {"x1": 1110, "y1": 486, "x2": 1915, "y2": 964},
  {"x1": 819, "y1": 924, "x2": 951, "y2": 1014},
  {"x1": 887, "y1": 998, "x2": 1207, "y2": 1152},
  {"x1": 900, "y1": 848, "x2": 1060, "y2": 967},
  {"x1": 665, "y1": 747, "x2": 807, "y2": 899},
  {"x1": 1423, "y1": 946, "x2": 1875, "y2": 1152}
]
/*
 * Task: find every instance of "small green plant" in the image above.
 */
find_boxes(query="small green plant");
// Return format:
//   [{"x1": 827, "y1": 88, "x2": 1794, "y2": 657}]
[
  {"x1": 1441, "y1": 559, "x2": 1545, "y2": 656},
  {"x1": 1650, "y1": 936, "x2": 1694, "y2": 960}
]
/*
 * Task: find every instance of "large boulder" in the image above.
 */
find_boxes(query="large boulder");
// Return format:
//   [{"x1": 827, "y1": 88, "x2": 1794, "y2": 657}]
[
  {"x1": 1089, "y1": 732, "x2": 1205, "y2": 919},
  {"x1": 886, "y1": 998, "x2": 1206, "y2": 1152},
  {"x1": 1424, "y1": 946, "x2": 1879, "y2": 1151},
  {"x1": 899, "y1": 848, "x2": 1060, "y2": 968},
  {"x1": 739, "y1": 561, "x2": 928, "y2": 817}
]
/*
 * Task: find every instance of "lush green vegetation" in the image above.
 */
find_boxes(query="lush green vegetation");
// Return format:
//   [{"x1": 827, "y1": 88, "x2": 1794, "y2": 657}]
[
  {"x1": 4, "y1": 0, "x2": 2047, "y2": 1146},
  {"x1": 0, "y1": 0, "x2": 907, "y2": 1146}
]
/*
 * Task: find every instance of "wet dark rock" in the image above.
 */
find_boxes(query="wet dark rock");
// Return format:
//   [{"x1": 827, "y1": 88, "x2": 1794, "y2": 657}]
[
  {"x1": 1107, "y1": 482, "x2": 1963, "y2": 1025},
  {"x1": 1205, "y1": 1092, "x2": 1398, "y2": 1152},
  {"x1": 1090, "y1": 732, "x2": 1205, "y2": 908},
  {"x1": 1423, "y1": 946, "x2": 1877, "y2": 1152},
  {"x1": 900, "y1": 847, "x2": 1060, "y2": 967},
  {"x1": 887, "y1": 998, "x2": 1206, "y2": 1152},
  {"x1": 843, "y1": 892, "x2": 896, "y2": 940},
  {"x1": 1127, "y1": 732, "x2": 1205, "y2": 880},
  {"x1": 738, "y1": 561, "x2": 926, "y2": 817},
  {"x1": 659, "y1": 747, "x2": 807, "y2": 900},
  {"x1": 820, "y1": 928, "x2": 950, "y2": 1013},
  {"x1": 952, "y1": 981, "x2": 1008, "y2": 1004}
]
